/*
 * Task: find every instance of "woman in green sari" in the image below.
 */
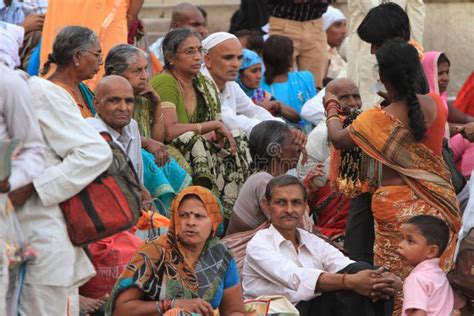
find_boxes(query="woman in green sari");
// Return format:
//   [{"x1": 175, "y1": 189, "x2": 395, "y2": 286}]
[{"x1": 151, "y1": 28, "x2": 252, "y2": 219}]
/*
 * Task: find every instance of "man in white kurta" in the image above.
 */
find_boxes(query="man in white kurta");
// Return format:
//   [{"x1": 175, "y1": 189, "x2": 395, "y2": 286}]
[
  {"x1": 0, "y1": 63, "x2": 46, "y2": 316},
  {"x1": 11, "y1": 76, "x2": 112, "y2": 316},
  {"x1": 201, "y1": 32, "x2": 283, "y2": 135}
]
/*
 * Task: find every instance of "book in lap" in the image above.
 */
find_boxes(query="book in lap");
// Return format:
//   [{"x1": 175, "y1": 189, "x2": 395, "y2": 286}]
[{"x1": 0, "y1": 139, "x2": 19, "y2": 180}]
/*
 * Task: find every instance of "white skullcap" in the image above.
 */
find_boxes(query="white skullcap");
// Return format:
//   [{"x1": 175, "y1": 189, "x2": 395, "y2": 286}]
[
  {"x1": 323, "y1": 6, "x2": 347, "y2": 31},
  {"x1": 202, "y1": 32, "x2": 238, "y2": 51},
  {"x1": 0, "y1": 22, "x2": 24, "y2": 69}
]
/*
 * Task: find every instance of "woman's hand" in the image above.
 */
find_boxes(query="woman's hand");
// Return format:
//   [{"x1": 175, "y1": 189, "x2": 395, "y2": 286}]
[
  {"x1": 291, "y1": 128, "x2": 308, "y2": 165},
  {"x1": 323, "y1": 92, "x2": 341, "y2": 112},
  {"x1": 138, "y1": 84, "x2": 161, "y2": 105},
  {"x1": 457, "y1": 122, "x2": 474, "y2": 142},
  {"x1": 306, "y1": 163, "x2": 325, "y2": 191},
  {"x1": 142, "y1": 137, "x2": 169, "y2": 166},
  {"x1": 174, "y1": 298, "x2": 214, "y2": 316},
  {"x1": 260, "y1": 101, "x2": 281, "y2": 116},
  {"x1": 214, "y1": 122, "x2": 237, "y2": 156}
]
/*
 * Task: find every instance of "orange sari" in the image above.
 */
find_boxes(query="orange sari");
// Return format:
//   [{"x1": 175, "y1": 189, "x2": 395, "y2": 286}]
[
  {"x1": 40, "y1": 0, "x2": 129, "y2": 89},
  {"x1": 349, "y1": 108, "x2": 461, "y2": 314}
]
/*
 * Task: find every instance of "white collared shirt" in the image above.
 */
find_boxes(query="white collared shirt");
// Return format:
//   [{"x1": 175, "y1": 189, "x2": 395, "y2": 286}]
[
  {"x1": 301, "y1": 87, "x2": 325, "y2": 126},
  {"x1": 201, "y1": 67, "x2": 283, "y2": 135},
  {"x1": 87, "y1": 116, "x2": 144, "y2": 184},
  {"x1": 243, "y1": 224, "x2": 353, "y2": 304}
]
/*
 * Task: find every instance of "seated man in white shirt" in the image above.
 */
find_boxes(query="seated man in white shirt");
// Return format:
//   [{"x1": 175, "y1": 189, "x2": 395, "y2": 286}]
[
  {"x1": 201, "y1": 32, "x2": 283, "y2": 135},
  {"x1": 242, "y1": 175, "x2": 400, "y2": 316}
]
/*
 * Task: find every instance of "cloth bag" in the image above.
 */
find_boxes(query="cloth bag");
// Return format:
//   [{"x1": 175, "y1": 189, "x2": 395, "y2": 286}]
[
  {"x1": 59, "y1": 132, "x2": 142, "y2": 246},
  {"x1": 79, "y1": 231, "x2": 142, "y2": 299},
  {"x1": 244, "y1": 295, "x2": 299, "y2": 316}
]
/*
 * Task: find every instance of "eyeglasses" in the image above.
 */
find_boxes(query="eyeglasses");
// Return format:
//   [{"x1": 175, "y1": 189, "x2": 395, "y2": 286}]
[
  {"x1": 177, "y1": 47, "x2": 208, "y2": 58},
  {"x1": 84, "y1": 50, "x2": 103, "y2": 60}
]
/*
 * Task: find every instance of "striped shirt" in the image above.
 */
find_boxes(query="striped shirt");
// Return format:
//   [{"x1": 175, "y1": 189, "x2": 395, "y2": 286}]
[{"x1": 271, "y1": 0, "x2": 332, "y2": 22}]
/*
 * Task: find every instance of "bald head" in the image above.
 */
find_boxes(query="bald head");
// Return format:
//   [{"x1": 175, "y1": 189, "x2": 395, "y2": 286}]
[
  {"x1": 326, "y1": 78, "x2": 362, "y2": 111},
  {"x1": 94, "y1": 75, "x2": 135, "y2": 133},
  {"x1": 171, "y1": 3, "x2": 207, "y2": 38}
]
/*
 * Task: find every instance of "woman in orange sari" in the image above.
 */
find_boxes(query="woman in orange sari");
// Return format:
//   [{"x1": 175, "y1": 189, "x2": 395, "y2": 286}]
[{"x1": 325, "y1": 39, "x2": 461, "y2": 314}]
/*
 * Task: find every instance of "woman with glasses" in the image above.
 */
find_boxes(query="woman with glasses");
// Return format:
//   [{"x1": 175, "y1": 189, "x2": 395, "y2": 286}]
[
  {"x1": 42, "y1": 26, "x2": 102, "y2": 118},
  {"x1": 151, "y1": 28, "x2": 251, "y2": 220}
]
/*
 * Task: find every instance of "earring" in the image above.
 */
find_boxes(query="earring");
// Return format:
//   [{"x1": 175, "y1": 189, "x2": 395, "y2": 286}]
[{"x1": 76, "y1": 63, "x2": 80, "y2": 67}]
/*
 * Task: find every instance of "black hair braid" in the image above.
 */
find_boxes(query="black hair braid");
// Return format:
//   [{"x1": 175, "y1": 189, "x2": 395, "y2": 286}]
[
  {"x1": 405, "y1": 68, "x2": 426, "y2": 141},
  {"x1": 376, "y1": 39, "x2": 427, "y2": 142},
  {"x1": 264, "y1": 67, "x2": 275, "y2": 85},
  {"x1": 40, "y1": 53, "x2": 57, "y2": 76}
]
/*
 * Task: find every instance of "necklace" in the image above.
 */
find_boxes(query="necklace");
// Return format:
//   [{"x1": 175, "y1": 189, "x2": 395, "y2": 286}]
[{"x1": 175, "y1": 76, "x2": 196, "y2": 116}]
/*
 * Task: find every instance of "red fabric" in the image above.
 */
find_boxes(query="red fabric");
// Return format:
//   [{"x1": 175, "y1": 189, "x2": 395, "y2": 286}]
[
  {"x1": 308, "y1": 184, "x2": 349, "y2": 238},
  {"x1": 454, "y1": 71, "x2": 474, "y2": 116},
  {"x1": 424, "y1": 93, "x2": 448, "y2": 156},
  {"x1": 80, "y1": 231, "x2": 142, "y2": 298},
  {"x1": 60, "y1": 176, "x2": 136, "y2": 246}
]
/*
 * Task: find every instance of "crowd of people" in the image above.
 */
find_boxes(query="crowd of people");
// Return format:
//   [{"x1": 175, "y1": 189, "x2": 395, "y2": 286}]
[{"x1": 1, "y1": 0, "x2": 474, "y2": 316}]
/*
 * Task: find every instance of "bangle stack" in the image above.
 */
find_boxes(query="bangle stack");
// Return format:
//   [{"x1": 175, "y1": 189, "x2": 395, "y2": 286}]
[
  {"x1": 156, "y1": 298, "x2": 174, "y2": 313},
  {"x1": 326, "y1": 116, "x2": 340, "y2": 124},
  {"x1": 324, "y1": 98, "x2": 341, "y2": 114}
]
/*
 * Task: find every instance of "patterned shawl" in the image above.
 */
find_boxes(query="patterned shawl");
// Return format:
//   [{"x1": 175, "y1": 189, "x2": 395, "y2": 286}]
[
  {"x1": 194, "y1": 72, "x2": 221, "y2": 122},
  {"x1": 348, "y1": 108, "x2": 461, "y2": 233},
  {"x1": 106, "y1": 186, "x2": 232, "y2": 314}
]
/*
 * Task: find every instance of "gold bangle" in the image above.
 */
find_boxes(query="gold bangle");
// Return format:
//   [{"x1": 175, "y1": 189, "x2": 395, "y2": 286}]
[
  {"x1": 196, "y1": 123, "x2": 202, "y2": 135},
  {"x1": 326, "y1": 116, "x2": 340, "y2": 124}
]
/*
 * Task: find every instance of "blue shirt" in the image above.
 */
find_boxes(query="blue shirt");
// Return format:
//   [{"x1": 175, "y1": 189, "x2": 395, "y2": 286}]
[
  {"x1": 261, "y1": 71, "x2": 317, "y2": 132},
  {"x1": 209, "y1": 257, "x2": 240, "y2": 308}
]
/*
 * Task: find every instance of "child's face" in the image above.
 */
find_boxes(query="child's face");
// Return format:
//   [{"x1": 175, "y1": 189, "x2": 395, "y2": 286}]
[{"x1": 397, "y1": 224, "x2": 437, "y2": 266}]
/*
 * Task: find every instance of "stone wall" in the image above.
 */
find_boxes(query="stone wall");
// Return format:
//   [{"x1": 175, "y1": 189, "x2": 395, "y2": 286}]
[{"x1": 142, "y1": 0, "x2": 474, "y2": 96}]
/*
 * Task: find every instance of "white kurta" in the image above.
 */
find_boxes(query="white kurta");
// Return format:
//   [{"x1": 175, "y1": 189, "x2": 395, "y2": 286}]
[
  {"x1": 0, "y1": 64, "x2": 46, "y2": 316},
  {"x1": 15, "y1": 77, "x2": 112, "y2": 288},
  {"x1": 201, "y1": 67, "x2": 283, "y2": 135}
]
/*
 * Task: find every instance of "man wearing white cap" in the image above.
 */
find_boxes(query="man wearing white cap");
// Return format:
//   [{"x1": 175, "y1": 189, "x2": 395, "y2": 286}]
[
  {"x1": 300, "y1": 6, "x2": 348, "y2": 126},
  {"x1": 201, "y1": 31, "x2": 283, "y2": 135},
  {"x1": 323, "y1": 6, "x2": 347, "y2": 81}
]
